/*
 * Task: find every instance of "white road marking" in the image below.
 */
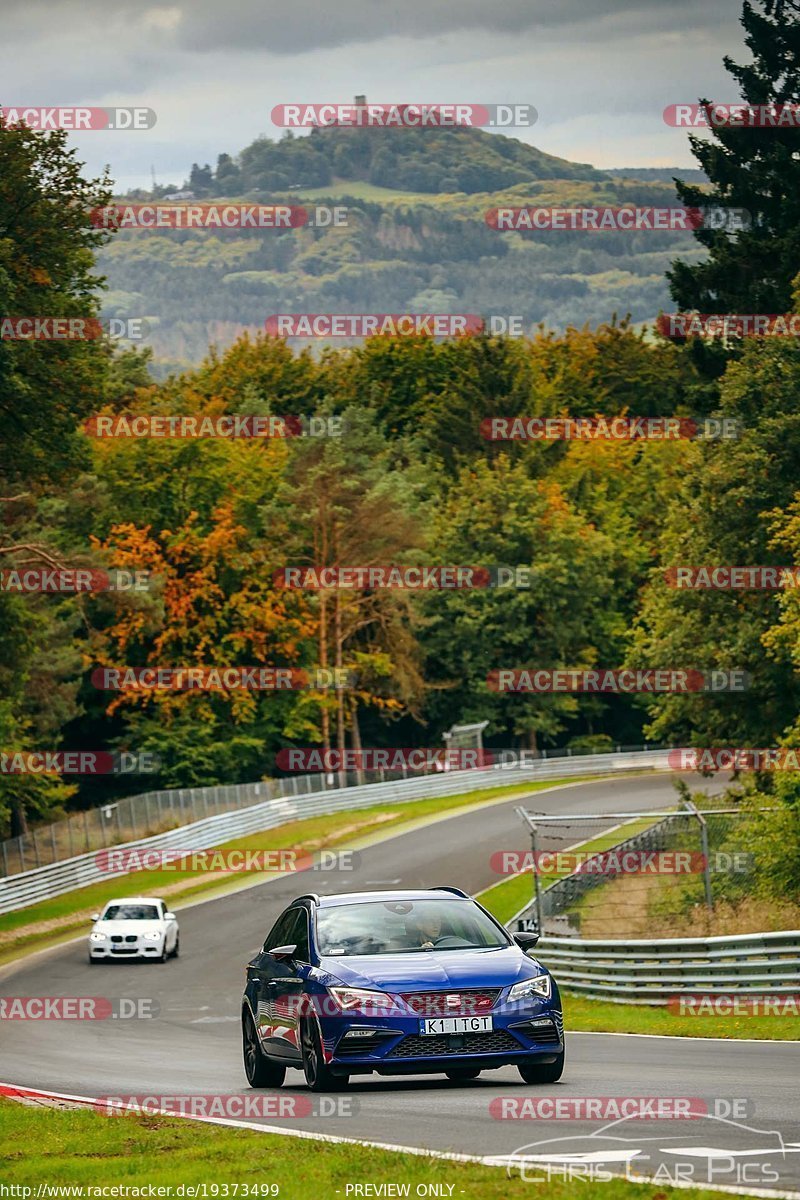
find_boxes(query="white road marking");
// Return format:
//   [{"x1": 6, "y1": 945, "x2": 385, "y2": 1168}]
[
  {"x1": 517, "y1": 1150, "x2": 643, "y2": 1163},
  {"x1": 661, "y1": 1147, "x2": 800, "y2": 1159},
  {"x1": 569, "y1": 1031, "x2": 800, "y2": 1045}
]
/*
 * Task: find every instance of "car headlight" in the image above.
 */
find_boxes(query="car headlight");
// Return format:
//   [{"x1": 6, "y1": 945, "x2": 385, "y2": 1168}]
[
  {"x1": 142, "y1": 930, "x2": 162, "y2": 940},
  {"x1": 328, "y1": 987, "x2": 393, "y2": 1012},
  {"x1": 508, "y1": 974, "x2": 551, "y2": 1003},
  {"x1": 90, "y1": 932, "x2": 107, "y2": 941}
]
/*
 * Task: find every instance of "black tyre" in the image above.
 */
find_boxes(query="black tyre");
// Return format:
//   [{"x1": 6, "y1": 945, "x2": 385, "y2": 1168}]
[
  {"x1": 242, "y1": 1010, "x2": 286, "y2": 1088},
  {"x1": 170, "y1": 934, "x2": 180, "y2": 959},
  {"x1": 518, "y1": 1051, "x2": 565, "y2": 1084},
  {"x1": 445, "y1": 1066, "x2": 481, "y2": 1081},
  {"x1": 158, "y1": 941, "x2": 168, "y2": 963},
  {"x1": 300, "y1": 1015, "x2": 349, "y2": 1092}
]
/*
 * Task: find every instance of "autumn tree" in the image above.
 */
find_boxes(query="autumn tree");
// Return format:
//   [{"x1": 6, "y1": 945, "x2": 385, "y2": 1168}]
[{"x1": 263, "y1": 404, "x2": 427, "y2": 775}]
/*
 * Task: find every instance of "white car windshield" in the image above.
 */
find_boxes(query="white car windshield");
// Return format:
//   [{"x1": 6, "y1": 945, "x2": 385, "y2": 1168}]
[
  {"x1": 102, "y1": 904, "x2": 160, "y2": 921},
  {"x1": 315, "y1": 899, "x2": 510, "y2": 956}
]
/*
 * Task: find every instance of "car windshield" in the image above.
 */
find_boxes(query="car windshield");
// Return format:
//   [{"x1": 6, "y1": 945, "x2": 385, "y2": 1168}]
[
  {"x1": 102, "y1": 904, "x2": 159, "y2": 921},
  {"x1": 315, "y1": 898, "x2": 510, "y2": 956}
]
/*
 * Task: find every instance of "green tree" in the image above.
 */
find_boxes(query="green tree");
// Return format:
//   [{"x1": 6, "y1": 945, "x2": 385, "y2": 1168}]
[
  {"x1": 422, "y1": 455, "x2": 620, "y2": 749},
  {"x1": 0, "y1": 118, "x2": 113, "y2": 835},
  {"x1": 669, "y1": 0, "x2": 800, "y2": 313},
  {"x1": 0, "y1": 118, "x2": 113, "y2": 485},
  {"x1": 632, "y1": 338, "x2": 800, "y2": 746}
]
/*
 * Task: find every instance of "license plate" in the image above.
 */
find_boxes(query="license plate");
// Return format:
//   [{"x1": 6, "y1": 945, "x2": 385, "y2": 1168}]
[{"x1": 420, "y1": 1016, "x2": 493, "y2": 1035}]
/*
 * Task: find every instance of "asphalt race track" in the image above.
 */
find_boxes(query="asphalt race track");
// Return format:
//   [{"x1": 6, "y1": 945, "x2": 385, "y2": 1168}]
[{"x1": 2, "y1": 773, "x2": 799, "y2": 1195}]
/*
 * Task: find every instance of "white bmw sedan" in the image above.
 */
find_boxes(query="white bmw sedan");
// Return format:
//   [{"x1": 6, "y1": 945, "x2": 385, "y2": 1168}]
[{"x1": 88, "y1": 897, "x2": 179, "y2": 963}]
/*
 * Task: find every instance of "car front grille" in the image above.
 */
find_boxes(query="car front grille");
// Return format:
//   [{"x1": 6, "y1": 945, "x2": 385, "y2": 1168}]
[
  {"x1": 387, "y1": 1029, "x2": 521, "y2": 1058},
  {"x1": 399, "y1": 989, "x2": 501, "y2": 1017}
]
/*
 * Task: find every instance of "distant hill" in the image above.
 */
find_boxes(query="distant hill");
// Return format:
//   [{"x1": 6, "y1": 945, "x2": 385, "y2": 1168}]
[
  {"x1": 105, "y1": 128, "x2": 706, "y2": 373},
  {"x1": 182, "y1": 124, "x2": 608, "y2": 198},
  {"x1": 608, "y1": 166, "x2": 709, "y2": 183}
]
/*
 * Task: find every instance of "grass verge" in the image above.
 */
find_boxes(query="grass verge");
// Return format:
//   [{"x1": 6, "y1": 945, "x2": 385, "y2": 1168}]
[
  {"x1": 0, "y1": 775, "x2": 602, "y2": 966},
  {"x1": 0, "y1": 1096, "x2": 763, "y2": 1200},
  {"x1": 563, "y1": 992, "x2": 800, "y2": 1040}
]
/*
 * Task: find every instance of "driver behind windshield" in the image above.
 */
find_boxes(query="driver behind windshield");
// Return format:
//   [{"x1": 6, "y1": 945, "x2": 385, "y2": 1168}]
[{"x1": 413, "y1": 911, "x2": 443, "y2": 950}]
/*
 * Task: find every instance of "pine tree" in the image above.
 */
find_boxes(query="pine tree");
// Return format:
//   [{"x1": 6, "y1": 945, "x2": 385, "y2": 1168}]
[{"x1": 668, "y1": 0, "x2": 800, "y2": 313}]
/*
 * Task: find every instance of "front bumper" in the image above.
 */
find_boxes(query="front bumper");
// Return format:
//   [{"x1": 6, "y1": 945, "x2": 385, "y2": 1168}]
[
  {"x1": 318, "y1": 1002, "x2": 564, "y2": 1075},
  {"x1": 89, "y1": 939, "x2": 163, "y2": 959}
]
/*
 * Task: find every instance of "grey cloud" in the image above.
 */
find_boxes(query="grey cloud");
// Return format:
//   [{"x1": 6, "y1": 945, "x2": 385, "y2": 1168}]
[
  {"x1": 1, "y1": 0, "x2": 739, "y2": 56},
  {"x1": 171, "y1": 0, "x2": 738, "y2": 54}
]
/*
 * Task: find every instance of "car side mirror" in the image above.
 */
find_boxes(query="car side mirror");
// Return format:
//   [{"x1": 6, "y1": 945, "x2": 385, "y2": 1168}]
[
  {"x1": 513, "y1": 932, "x2": 539, "y2": 951},
  {"x1": 270, "y1": 944, "x2": 297, "y2": 961},
  {"x1": 164, "y1": 912, "x2": 176, "y2": 921},
  {"x1": 90, "y1": 913, "x2": 100, "y2": 922}
]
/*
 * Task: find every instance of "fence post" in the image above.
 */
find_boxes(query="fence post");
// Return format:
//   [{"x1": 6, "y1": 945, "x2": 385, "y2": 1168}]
[
  {"x1": 51, "y1": 822, "x2": 57, "y2": 864},
  {"x1": 18, "y1": 835, "x2": 24, "y2": 871},
  {"x1": 684, "y1": 799, "x2": 713, "y2": 911},
  {"x1": 698, "y1": 815, "x2": 713, "y2": 910},
  {"x1": 84, "y1": 809, "x2": 90, "y2": 852},
  {"x1": 32, "y1": 828, "x2": 41, "y2": 868},
  {"x1": 530, "y1": 822, "x2": 544, "y2": 934},
  {"x1": 67, "y1": 816, "x2": 74, "y2": 860},
  {"x1": 1, "y1": 839, "x2": 8, "y2": 878},
  {"x1": 129, "y1": 796, "x2": 138, "y2": 840}
]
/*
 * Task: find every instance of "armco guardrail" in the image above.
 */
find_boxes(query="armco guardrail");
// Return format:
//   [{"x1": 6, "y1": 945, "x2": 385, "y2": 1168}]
[
  {"x1": 531, "y1": 930, "x2": 800, "y2": 1004},
  {"x1": 0, "y1": 741, "x2": 671, "y2": 877},
  {"x1": 0, "y1": 748, "x2": 673, "y2": 914}
]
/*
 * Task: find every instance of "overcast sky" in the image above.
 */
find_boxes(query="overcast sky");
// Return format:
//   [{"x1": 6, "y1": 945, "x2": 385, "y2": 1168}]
[{"x1": 1, "y1": 0, "x2": 746, "y2": 190}]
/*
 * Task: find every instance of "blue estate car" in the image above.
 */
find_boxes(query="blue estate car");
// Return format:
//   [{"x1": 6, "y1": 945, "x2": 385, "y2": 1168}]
[{"x1": 241, "y1": 888, "x2": 564, "y2": 1091}]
